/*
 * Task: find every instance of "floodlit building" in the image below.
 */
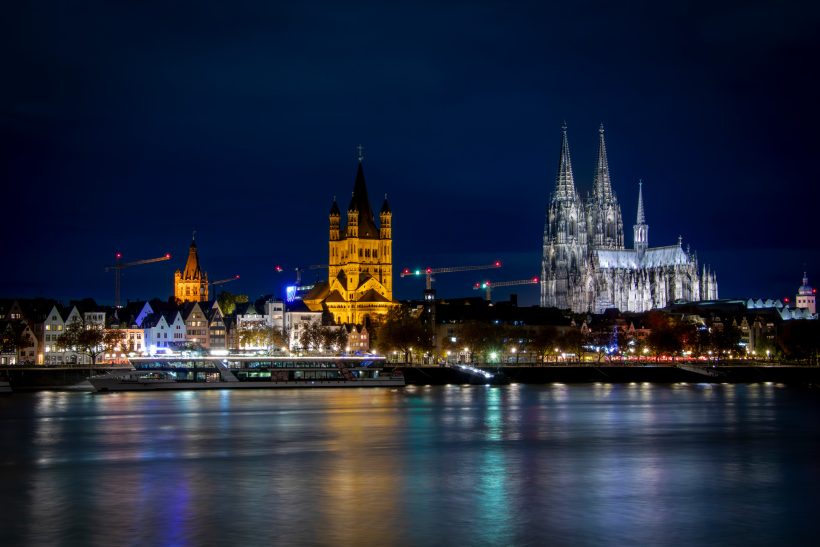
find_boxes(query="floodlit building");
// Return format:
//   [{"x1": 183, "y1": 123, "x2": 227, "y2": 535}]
[
  {"x1": 541, "y1": 124, "x2": 718, "y2": 313},
  {"x1": 303, "y1": 155, "x2": 398, "y2": 325},
  {"x1": 174, "y1": 236, "x2": 209, "y2": 303}
]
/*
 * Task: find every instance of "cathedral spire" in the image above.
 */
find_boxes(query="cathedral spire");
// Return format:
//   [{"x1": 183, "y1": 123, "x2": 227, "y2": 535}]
[
  {"x1": 593, "y1": 123, "x2": 614, "y2": 199},
  {"x1": 633, "y1": 180, "x2": 648, "y2": 257},
  {"x1": 637, "y1": 179, "x2": 645, "y2": 224},
  {"x1": 554, "y1": 122, "x2": 577, "y2": 199},
  {"x1": 587, "y1": 123, "x2": 624, "y2": 249}
]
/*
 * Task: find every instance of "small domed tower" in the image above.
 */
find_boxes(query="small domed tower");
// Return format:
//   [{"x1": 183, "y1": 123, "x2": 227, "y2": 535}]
[{"x1": 796, "y1": 272, "x2": 816, "y2": 315}]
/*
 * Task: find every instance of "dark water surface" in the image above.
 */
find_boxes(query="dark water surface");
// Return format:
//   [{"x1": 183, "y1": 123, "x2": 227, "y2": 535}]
[{"x1": 1, "y1": 383, "x2": 819, "y2": 546}]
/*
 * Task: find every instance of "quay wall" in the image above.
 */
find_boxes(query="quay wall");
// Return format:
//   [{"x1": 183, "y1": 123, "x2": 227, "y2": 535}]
[
  {"x1": 395, "y1": 365, "x2": 820, "y2": 386},
  {"x1": 3, "y1": 364, "x2": 820, "y2": 390}
]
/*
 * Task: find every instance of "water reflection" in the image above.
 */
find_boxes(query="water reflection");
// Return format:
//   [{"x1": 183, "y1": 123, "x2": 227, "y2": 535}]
[{"x1": 0, "y1": 384, "x2": 818, "y2": 546}]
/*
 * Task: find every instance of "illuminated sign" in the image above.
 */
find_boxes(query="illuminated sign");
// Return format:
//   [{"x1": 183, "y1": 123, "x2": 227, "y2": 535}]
[{"x1": 285, "y1": 285, "x2": 297, "y2": 303}]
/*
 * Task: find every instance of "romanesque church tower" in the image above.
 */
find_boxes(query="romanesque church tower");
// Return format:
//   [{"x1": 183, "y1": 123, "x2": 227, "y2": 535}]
[
  {"x1": 174, "y1": 237, "x2": 209, "y2": 303},
  {"x1": 305, "y1": 155, "x2": 396, "y2": 325}
]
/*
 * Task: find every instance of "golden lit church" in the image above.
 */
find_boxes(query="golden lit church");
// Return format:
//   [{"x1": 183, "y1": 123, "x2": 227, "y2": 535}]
[
  {"x1": 174, "y1": 236, "x2": 209, "y2": 303},
  {"x1": 304, "y1": 157, "x2": 397, "y2": 325}
]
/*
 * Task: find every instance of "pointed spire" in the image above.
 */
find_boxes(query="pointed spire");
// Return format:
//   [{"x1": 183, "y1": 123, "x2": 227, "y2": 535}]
[
  {"x1": 593, "y1": 123, "x2": 614, "y2": 199},
  {"x1": 554, "y1": 122, "x2": 577, "y2": 199},
  {"x1": 329, "y1": 196, "x2": 340, "y2": 216},
  {"x1": 380, "y1": 193, "x2": 391, "y2": 214},
  {"x1": 183, "y1": 237, "x2": 202, "y2": 280},
  {"x1": 347, "y1": 160, "x2": 379, "y2": 238},
  {"x1": 636, "y1": 179, "x2": 645, "y2": 224}
]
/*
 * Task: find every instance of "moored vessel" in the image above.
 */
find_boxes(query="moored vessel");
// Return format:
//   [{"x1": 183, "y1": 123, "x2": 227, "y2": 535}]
[{"x1": 90, "y1": 355, "x2": 404, "y2": 391}]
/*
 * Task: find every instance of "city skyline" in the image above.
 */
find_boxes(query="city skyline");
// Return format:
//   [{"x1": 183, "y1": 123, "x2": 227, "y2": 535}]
[{"x1": 3, "y1": 1, "x2": 819, "y2": 305}]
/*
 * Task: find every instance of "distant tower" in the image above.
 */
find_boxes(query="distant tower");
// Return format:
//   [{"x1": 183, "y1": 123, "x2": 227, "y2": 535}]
[
  {"x1": 541, "y1": 123, "x2": 590, "y2": 311},
  {"x1": 174, "y1": 235, "x2": 209, "y2": 302},
  {"x1": 586, "y1": 124, "x2": 624, "y2": 249},
  {"x1": 796, "y1": 272, "x2": 816, "y2": 314},
  {"x1": 633, "y1": 180, "x2": 649, "y2": 259}
]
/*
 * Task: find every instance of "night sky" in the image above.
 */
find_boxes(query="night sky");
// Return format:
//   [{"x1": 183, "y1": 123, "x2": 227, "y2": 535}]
[{"x1": 3, "y1": 1, "x2": 819, "y2": 307}]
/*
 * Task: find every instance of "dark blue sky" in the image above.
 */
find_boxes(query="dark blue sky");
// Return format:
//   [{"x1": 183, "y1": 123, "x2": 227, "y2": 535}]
[{"x1": 3, "y1": 0, "x2": 819, "y2": 306}]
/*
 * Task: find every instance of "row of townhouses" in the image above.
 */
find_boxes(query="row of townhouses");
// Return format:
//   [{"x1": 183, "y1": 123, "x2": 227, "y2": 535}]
[{"x1": 1, "y1": 298, "x2": 371, "y2": 365}]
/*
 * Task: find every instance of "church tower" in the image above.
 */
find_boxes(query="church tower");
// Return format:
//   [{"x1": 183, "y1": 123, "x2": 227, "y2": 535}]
[
  {"x1": 541, "y1": 123, "x2": 591, "y2": 311},
  {"x1": 633, "y1": 180, "x2": 649, "y2": 259},
  {"x1": 586, "y1": 124, "x2": 624, "y2": 249},
  {"x1": 174, "y1": 236, "x2": 209, "y2": 303},
  {"x1": 307, "y1": 151, "x2": 396, "y2": 325},
  {"x1": 796, "y1": 272, "x2": 816, "y2": 314}
]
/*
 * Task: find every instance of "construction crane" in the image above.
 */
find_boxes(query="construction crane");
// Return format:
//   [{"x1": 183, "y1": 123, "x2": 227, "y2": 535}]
[
  {"x1": 474, "y1": 277, "x2": 539, "y2": 301},
  {"x1": 210, "y1": 275, "x2": 240, "y2": 288},
  {"x1": 400, "y1": 260, "x2": 502, "y2": 291},
  {"x1": 209, "y1": 275, "x2": 240, "y2": 297},
  {"x1": 105, "y1": 252, "x2": 172, "y2": 308},
  {"x1": 274, "y1": 263, "x2": 327, "y2": 286}
]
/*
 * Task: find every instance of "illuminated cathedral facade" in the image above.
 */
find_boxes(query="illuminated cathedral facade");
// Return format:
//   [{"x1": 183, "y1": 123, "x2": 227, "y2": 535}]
[
  {"x1": 174, "y1": 237, "x2": 209, "y2": 303},
  {"x1": 541, "y1": 124, "x2": 718, "y2": 313},
  {"x1": 304, "y1": 157, "x2": 397, "y2": 325}
]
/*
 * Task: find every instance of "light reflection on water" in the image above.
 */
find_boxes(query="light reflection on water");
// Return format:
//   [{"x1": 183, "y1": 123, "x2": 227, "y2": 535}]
[{"x1": 1, "y1": 384, "x2": 819, "y2": 546}]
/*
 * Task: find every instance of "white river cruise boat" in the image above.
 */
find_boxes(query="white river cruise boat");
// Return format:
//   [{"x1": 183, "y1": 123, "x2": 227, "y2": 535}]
[{"x1": 90, "y1": 355, "x2": 404, "y2": 392}]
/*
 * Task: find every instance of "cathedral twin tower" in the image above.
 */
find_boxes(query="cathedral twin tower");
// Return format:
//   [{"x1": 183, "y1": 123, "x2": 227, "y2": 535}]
[{"x1": 541, "y1": 124, "x2": 718, "y2": 313}]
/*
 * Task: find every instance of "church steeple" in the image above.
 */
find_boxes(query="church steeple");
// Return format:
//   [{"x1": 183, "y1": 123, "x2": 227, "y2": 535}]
[
  {"x1": 593, "y1": 124, "x2": 614, "y2": 199},
  {"x1": 554, "y1": 122, "x2": 577, "y2": 200},
  {"x1": 315, "y1": 151, "x2": 397, "y2": 326},
  {"x1": 174, "y1": 234, "x2": 209, "y2": 303},
  {"x1": 636, "y1": 178, "x2": 646, "y2": 224},
  {"x1": 182, "y1": 237, "x2": 202, "y2": 280},
  {"x1": 587, "y1": 123, "x2": 624, "y2": 249},
  {"x1": 633, "y1": 180, "x2": 648, "y2": 258},
  {"x1": 346, "y1": 161, "x2": 379, "y2": 239},
  {"x1": 542, "y1": 123, "x2": 589, "y2": 310}
]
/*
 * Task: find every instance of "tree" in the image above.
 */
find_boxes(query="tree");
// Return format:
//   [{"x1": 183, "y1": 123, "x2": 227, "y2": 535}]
[
  {"x1": 56, "y1": 319, "x2": 125, "y2": 373},
  {"x1": 375, "y1": 307, "x2": 430, "y2": 362},
  {"x1": 559, "y1": 329, "x2": 586, "y2": 362},
  {"x1": 1, "y1": 323, "x2": 31, "y2": 357},
  {"x1": 239, "y1": 323, "x2": 286, "y2": 351},
  {"x1": 777, "y1": 320, "x2": 820, "y2": 364},
  {"x1": 524, "y1": 326, "x2": 558, "y2": 364},
  {"x1": 295, "y1": 323, "x2": 347, "y2": 353},
  {"x1": 458, "y1": 321, "x2": 505, "y2": 363},
  {"x1": 217, "y1": 291, "x2": 249, "y2": 316},
  {"x1": 712, "y1": 324, "x2": 742, "y2": 361},
  {"x1": 645, "y1": 311, "x2": 684, "y2": 361}
]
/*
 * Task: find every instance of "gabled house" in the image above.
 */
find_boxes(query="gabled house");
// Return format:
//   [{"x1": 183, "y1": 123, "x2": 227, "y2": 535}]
[
  {"x1": 143, "y1": 310, "x2": 186, "y2": 353},
  {"x1": 182, "y1": 301, "x2": 210, "y2": 348}
]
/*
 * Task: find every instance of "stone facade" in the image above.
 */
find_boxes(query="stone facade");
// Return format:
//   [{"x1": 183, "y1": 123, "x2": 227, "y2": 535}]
[
  {"x1": 174, "y1": 238, "x2": 209, "y2": 303},
  {"x1": 541, "y1": 124, "x2": 718, "y2": 313},
  {"x1": 304, "y1": 159, "x2": 397, "y2": 325}
]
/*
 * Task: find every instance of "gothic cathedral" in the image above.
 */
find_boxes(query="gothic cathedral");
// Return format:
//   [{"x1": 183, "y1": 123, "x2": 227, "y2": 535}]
[
  {"x1": 541, "y1": 124, "x2": 718, "y2": 313},
  {"x1": 303, "y1": 157, "x2": 397, "y2": 325},
  {"x1": 174, "y1": 237, "x2": 209, "y2": 303}
]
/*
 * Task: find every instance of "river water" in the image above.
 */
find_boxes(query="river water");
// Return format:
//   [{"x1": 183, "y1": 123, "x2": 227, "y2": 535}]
[{"x1": 1, "y1": 383, "x2": 819, "y2": 546}]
